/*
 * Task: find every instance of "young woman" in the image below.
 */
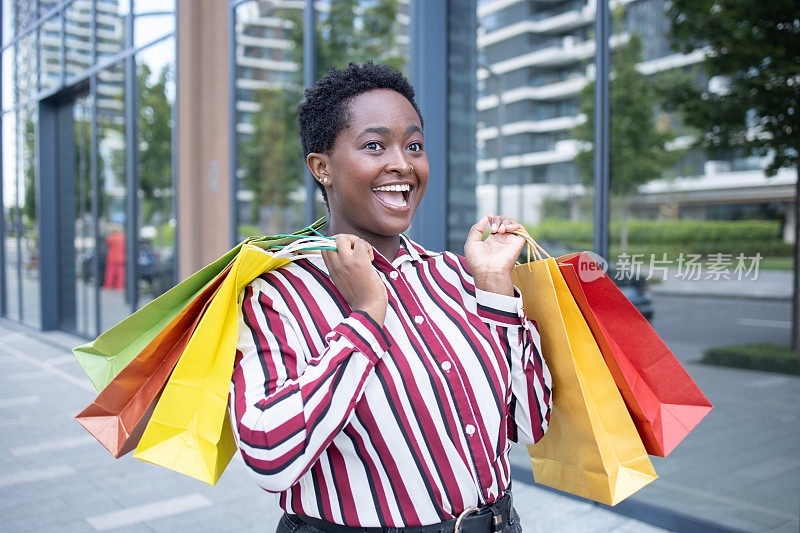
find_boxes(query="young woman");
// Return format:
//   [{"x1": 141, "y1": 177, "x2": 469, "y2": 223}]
[{"x1": 231, "y1": 62, "x2": 552, "y2": 533}]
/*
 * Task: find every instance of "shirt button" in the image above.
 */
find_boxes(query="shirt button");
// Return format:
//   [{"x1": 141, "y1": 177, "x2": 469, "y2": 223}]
[
  {"x1": 441, "y1": 361, "x2": 452, "y2": 372},
  {"x1": 465, "y1": 424, "x2": 476, "y2": 436},
  {"x1": 389, "y1": 271, "x2": 399, "y2": 280},
  {"x1": 414, "y1": 315, "x2": 424, "y2": 325}
]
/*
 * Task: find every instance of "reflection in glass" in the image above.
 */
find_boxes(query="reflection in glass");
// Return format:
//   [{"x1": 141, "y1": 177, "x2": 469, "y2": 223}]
[
  {"x1": 2, "y1": 45, "x2": 15, "y2": 113},
  {"x1": 476, "y1": 0, "x2": 590, "y2": 228},
  {"x1": 97, "y1": 60, "x2": 128, "y2": 332},
  {"x1": 38, "y1": 0, "x2": 60, "y2": 18},
  {"x1": 2, "y1": 1, "x2": 15, "y2": 47},
  {"x1": 234, "y1": 1, "x2": 305, "y2": 237},
  {"x1": 18, "y1": 105, "x2": 39, "y2": 327},
  {"x1": 134, "y1": 13, "x2": 174, "y2": 48},
  {"x1": 3, "y1": 110, "x2": 20, "y2": 320},
  {"x1": 133, "y1": 0, "x2": 175, "y2": 15},
  {"x1": 65, "y1": 1, "x2": 94, "y2": 82},
  {"x1": 233, "y1": 0, "x2": 411, "y2": 237},
  {"x1": 39, "y1": 15, "x2": 62, "y2": 93},
  {"x1": 96, "y1": 0, "x2": 125, "y2": 61},
  {"x1": 70, "y1": 94, "x2": 97, "y2": 337},
  {"x1": 135, "y1": 38, "x2": 175, "y2": 308},
  {"x1": 15, "y1": 27, "x2": 36, "y2": 104}
]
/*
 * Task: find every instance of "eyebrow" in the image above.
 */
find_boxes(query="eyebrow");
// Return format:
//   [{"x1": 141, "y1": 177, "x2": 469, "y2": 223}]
[{"x1": 356, "y1": 125, "x2": 423, "y2": 138}]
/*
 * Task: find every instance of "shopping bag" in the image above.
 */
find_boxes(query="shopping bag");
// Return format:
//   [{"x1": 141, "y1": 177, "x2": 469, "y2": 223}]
[
  {"x1": 73, "y1": 220, "x2": 326, "y2": 392},
  {"x1": 557, "y1": 252, "x2": 713, "y2": 457},
  {"x1": 74, "y1": 262, "x2": 232, "y2": 458},
  {"x1": 510, "y1": 242, "x2": 657, "y2": 505},
  {"x1": 133, "y1": 244, "x2": 297, "y2": 485}
]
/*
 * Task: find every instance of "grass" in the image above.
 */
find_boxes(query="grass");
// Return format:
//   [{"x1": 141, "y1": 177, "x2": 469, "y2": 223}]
[
  {"x1": 759, "y1": 257, "x2": 794, "y2": 271},
  {"x1": 702, "y1": 344, "x2": 800, "y2": 375}
]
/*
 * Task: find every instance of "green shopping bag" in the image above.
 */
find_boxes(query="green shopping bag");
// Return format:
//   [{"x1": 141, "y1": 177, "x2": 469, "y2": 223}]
[{"x1": 73, "y1": 220, "x2": 326, "y2": 392}]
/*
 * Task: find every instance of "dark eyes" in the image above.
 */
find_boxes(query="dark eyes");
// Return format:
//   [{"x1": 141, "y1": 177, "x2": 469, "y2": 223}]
[{"x1": 362, "y1": 141, "x2": 423, "y2": 152}]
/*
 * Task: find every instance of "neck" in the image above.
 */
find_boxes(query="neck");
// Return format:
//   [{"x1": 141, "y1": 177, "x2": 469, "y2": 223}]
[{"x1": 327, "y1": 216, "x2": 402, "y2": 261}]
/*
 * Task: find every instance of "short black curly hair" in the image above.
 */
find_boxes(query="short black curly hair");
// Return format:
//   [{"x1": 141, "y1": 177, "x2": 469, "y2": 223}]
[{"x1": 297, "y1": 61, "x2": 423, "y2": 203}]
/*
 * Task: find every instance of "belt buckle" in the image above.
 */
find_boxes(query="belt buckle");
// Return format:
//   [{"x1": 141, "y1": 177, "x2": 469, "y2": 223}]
[{"x1": 454, "y1": 507, "x2": 479, "y2": 533}]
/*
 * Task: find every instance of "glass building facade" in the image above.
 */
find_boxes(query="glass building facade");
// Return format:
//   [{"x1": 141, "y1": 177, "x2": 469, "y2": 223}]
[{"x1": 1, "y1": 0, "x2": 176, "y2": 337}]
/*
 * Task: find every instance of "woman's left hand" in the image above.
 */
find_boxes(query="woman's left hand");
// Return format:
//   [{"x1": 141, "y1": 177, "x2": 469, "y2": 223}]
[{"x1": 465, "y1": 215, "x2": 526, "y2": 296}]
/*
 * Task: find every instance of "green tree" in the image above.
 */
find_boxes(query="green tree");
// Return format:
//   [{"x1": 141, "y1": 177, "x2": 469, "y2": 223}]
[
  {"x1": 137, "y1": 63, "x2": 173, "y2": 225},
  {"x1": 287, "y1": 0, "x2": 407, "y2": 78},
  {"x1": 666, "y1": 0, "x2": 800, "y2": 350},
  {"x1": 574, "y1": 34, "x2": 679, "y2": 251},
  {"x1": 240, "y1": 87, "x2": 304, "y2": 228}
]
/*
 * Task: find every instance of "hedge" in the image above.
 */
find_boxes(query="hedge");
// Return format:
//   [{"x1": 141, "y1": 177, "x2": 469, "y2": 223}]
[
  {"x1": 703, "y1": 344, "x2": 800, "y2": 375},
  {"x1": 528, "y1": 219, "x2": 790, "y2": 257}
]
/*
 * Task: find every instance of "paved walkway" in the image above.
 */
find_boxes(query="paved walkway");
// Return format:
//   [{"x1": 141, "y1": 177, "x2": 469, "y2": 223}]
[{"x1": 0, "y1": 319, "x2": 668, "y2": 533}]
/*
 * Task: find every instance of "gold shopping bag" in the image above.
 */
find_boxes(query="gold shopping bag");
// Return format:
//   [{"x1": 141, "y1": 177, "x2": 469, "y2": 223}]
[
  {"x1": 511, "y1": 249, "x2": 657, "y2": 505},
  {"x1": 134, "y1": 245, "x2": 291, "y2": 485}
]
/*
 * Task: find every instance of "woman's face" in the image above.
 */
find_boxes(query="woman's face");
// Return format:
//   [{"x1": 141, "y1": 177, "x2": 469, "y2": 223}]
[{"x1": 320, "y1": 88, "x2": 428, "y2": 239}]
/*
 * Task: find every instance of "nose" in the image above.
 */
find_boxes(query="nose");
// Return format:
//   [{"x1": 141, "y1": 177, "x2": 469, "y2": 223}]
[
  {"x1": 386, "y1": 158, "x2": 414, "y2": 176},
  {"x1": 384, "y1": 149, "x2": 413, "y2": 175}
]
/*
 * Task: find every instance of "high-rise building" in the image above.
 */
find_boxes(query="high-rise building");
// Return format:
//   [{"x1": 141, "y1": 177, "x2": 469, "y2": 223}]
[{"x1": 476, "y1": 0, "x2": 794, "y2": 233}]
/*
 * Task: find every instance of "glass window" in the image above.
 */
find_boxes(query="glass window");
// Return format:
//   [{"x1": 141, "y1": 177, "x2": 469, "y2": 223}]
[
  {"x1": 135, "y1": 37, "x2": 175, "y2": 307},
  {"x1": 133, "y1": 0, "x2": 175, "y2": 15},
  {"x1": 64, "y1": 1, "x2": 94, "y2": 83},
  {"x1": 97, "y1": 60, "x2": 128, "y2": 332},
  {"x1": 69, "y1": 93, "x2": 97, "y2": 337},
  {"x1": 38, "y1": 0, "x2": 60, "y2": 18},
  {"x1": 2, "y1": 109, "x2": 20, "y2": 320},
  {"x1": 233, "y1": 0, "x2": 306, "y2": 238},
  {"x1": 2, "y1": 45, "x2": 15, "y2": 113},
  {"x1": 134, "y1": 12, "x2": 175, "y2": 49},
  {"x1": 39, "y1": 15, "x2": 62, "y2": 93},
  {"x1": 602, "y1": 2, "x2": 795, "y2": 531},
  {"x1": 15, "y1": 27, "x2": 36, "y2": 106},
  {"x1": 2, "y1": 0, "x2": 15, "y2": 47},
  {"x1": 232, "y1": 0, "x2": 413, "y2": 238},
  {"x1": 96, "y1": 1, "x2": 125, "y2": 61},
  {"x1": 18, "y1": 104, "x2": 38, "y2": 327}
]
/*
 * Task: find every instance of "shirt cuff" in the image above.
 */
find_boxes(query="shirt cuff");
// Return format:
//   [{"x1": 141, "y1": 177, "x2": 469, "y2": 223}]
[
  {"x1": 475, "y1": 287, "x2": 526, "y2": 328},
  {"x1": 331, "y1": 311, "x2": 391, "y2": 363}
]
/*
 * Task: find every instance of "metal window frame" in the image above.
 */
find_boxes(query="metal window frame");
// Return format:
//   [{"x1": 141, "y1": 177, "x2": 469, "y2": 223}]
[{"x1": 0, "y1": 0, "x2": 177, "y2": 333}]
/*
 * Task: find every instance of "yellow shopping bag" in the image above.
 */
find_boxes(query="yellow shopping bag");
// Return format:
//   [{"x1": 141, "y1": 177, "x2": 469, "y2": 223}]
[
  {"x1": 511, "y1": 250, "x2": 657, "y2": 505},
  {"x1": 134, "y1": 245, "x2": 290, "y2": 485}
]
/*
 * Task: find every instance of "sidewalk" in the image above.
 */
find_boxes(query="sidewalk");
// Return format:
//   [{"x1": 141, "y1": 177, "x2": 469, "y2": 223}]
[
  {"x1": 0, "y1": 319, "x2": 668, "y2": 533},
  {"x1": 649, "y1": 268, "x2": 791, "y2": 301}
]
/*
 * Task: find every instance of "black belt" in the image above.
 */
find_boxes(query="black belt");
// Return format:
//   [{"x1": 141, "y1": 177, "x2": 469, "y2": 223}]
[{"x1": 295, "y1": 492, "x2": 512, "y2": 533}]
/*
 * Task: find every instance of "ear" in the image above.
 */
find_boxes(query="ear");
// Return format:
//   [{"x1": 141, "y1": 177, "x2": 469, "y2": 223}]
[{"x1": 306, "y1": 153, "x2": 331, "y2": 186}]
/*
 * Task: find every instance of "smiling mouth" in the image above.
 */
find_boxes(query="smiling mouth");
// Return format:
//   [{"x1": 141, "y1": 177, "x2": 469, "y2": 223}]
[{"x1": 372, "y1": 184, "x2": 412, "y2": 209}]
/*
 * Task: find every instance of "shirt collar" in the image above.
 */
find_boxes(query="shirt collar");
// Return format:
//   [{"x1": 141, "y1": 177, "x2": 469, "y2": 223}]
[{"x1": 394, "y1": 234, "x2": 440, "y2": 266}]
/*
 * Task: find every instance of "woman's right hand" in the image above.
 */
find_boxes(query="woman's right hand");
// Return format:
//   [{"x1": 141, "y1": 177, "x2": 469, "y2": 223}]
[{"x1": 321, "y1": 234, "x2": 388, "y2": 327}]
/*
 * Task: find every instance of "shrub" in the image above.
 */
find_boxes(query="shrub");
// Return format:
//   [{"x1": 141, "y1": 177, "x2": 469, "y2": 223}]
[
  {"x1": 527, "y1": 219, "x2": 789, "y2": 257},
  {"x1": 703, "y1": 344, "x2": 799, "y2": 375}
]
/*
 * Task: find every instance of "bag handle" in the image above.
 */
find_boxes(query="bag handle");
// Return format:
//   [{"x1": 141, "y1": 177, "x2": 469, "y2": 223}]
[{"x1": 511, "y1": 228, "x2": 551, "y2": 271}]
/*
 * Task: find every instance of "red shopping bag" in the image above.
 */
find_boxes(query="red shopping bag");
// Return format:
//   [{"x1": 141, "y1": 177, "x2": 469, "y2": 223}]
[
  {"x1": 75, "y1": 263, "x2": 232, "y2": 457},
  {"x1": 557, "y1": 252, "x2": 713, "y2": 457}
]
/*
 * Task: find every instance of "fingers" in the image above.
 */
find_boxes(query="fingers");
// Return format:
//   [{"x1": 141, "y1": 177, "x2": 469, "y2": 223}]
[
  {"x1": 481, "y1": 215, "x2": 523, "y2": 235},
  {"x1": 324, "y1": 234, "x2": 374, "y2": 264}
]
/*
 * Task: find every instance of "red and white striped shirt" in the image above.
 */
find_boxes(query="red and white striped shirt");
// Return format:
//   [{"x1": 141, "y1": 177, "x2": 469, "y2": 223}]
[{"x1": 230, "y1": 235, "x2": 552, "y2": 527}]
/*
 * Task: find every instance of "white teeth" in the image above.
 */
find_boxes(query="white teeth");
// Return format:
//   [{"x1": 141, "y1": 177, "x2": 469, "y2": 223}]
[{"x1": 372, "y1": 184, "x2": 411, "y2": 192}]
